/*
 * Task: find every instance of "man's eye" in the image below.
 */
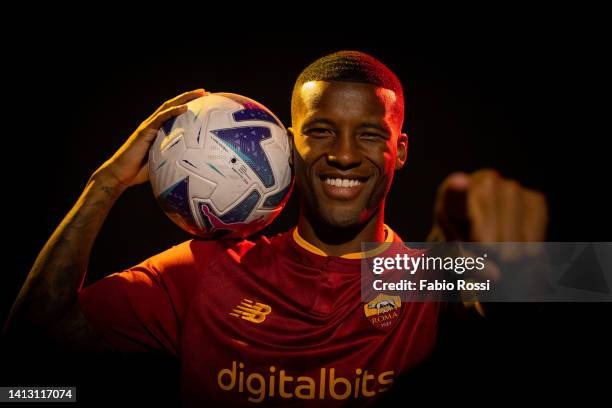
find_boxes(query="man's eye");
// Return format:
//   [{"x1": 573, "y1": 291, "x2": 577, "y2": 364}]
[
  {"x1": 307, "y1": 128, "x2": 333, "y2": 137},
  {"x1": 361, "y1": 133, "x2": 385, "y2": 141}
]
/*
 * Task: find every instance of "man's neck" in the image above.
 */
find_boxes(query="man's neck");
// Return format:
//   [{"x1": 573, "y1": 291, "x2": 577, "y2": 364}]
[{"x1": 297, "y1": 209, "x2": 386, "y2": 257}]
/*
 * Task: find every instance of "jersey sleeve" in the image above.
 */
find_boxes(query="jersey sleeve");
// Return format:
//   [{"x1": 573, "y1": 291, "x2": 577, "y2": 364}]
[{"x1": 77, "y1": 239, "x2": 220, "y2": 355}]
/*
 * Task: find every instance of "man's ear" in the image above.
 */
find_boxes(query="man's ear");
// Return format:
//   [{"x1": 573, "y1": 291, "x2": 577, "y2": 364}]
[
  {"x1": 395, "y1": 132, "x2": 408, "y2": 170},
  {"x1": 287, "y1": 127, "x2": 295, "y2": 167}
]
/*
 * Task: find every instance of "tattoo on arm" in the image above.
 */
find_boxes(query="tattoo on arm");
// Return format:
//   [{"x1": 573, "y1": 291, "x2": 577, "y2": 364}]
[{"x1": 5, "y1": 177, "x2": 124, "y2": 351}]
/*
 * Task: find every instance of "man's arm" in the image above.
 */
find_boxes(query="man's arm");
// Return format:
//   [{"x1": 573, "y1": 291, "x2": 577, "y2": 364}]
[{"x1": 3, "y1": 89, "x2": 207, "y2": 351}]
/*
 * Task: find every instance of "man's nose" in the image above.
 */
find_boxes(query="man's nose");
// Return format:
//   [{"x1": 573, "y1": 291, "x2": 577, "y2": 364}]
[{"x1": 327, "y1": 131, "x2": 362, "y2": 169}]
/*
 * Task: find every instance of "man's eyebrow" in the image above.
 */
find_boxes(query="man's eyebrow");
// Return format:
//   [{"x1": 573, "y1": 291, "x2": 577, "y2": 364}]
[
  {"x1": 358, "y1": 122, "x2": 390, "y2": 134},
  {"x1": 301, "y1": 118, "x2": 335, "y2": 128}
]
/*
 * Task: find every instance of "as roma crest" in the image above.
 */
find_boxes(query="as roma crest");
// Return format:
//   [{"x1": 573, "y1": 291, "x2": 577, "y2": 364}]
[{"x1": 364, "y1": 294, "x2": 402, "y2": 330}]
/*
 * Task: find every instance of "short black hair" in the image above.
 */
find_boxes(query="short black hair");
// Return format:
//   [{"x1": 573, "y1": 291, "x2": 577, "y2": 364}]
[{"x1": 291, "y1": 50, "x2": 404, "y2": 126}]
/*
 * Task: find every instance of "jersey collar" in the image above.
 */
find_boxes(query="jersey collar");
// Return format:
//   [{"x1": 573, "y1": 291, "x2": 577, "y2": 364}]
[{"x1": 292, "y1": 224, "x2": 395, "y2": 260}]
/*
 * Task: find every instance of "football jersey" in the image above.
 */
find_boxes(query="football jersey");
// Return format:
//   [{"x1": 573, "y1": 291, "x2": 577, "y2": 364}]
[{"x1": 78, "y1": 225, "x2": 440, "y2": 406}]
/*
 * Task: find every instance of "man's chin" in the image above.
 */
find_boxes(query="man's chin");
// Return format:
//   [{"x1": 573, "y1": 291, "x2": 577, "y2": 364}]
[{"x1": 318, "y1": 207, "x2": 363, "y2": 229}]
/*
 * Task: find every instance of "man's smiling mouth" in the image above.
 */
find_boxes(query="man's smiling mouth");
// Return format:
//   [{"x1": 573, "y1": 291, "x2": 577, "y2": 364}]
[
  {"x1": 324, "y1": 178, "x2": 363, "y2": 187},
  {"x1": 318, "y1": 173, "x2": 370, "y2": 201}
]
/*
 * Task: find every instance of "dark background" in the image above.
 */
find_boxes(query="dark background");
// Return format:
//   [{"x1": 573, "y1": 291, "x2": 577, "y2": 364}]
[{"x1": 1, "y1": 27, "x2": 610, "y2": 405}]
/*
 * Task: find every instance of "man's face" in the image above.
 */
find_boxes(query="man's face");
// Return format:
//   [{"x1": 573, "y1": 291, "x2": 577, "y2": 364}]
[{"x1": 290, "y1": 81, "x2": 408, "y2": 228}]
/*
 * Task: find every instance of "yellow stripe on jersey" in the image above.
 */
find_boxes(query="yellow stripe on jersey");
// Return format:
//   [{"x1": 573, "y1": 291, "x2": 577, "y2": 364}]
[{"x1": 292, "y1": 224, "x2": 395, "y2": 259}]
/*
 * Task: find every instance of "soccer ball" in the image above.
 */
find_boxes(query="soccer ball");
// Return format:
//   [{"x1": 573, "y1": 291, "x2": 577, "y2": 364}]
[{"x1": 148, "y1": 93, "x2": 293, "y2": 239}]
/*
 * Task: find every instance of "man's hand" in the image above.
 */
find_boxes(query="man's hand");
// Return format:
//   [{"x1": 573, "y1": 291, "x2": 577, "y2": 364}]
[
  {"x1": 429, "y1": 169, "x2": 548, "y2": 314},
  {"x1": 92, "y1": 89, "x2": 207, "y2": 189},
  {"x1": 430, "y1": 169, "x2": 548, "y2": 243}
]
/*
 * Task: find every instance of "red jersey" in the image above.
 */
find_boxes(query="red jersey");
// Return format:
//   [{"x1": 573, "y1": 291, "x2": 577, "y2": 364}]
[{"x1": 78, "y1": 225, "x2": 440, "y2": 406}]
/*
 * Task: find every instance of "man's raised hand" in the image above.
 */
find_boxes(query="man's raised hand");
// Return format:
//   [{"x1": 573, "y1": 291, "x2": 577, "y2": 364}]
[{"x1": 92, "y1": 89, "x2": 207, "y2": 189}]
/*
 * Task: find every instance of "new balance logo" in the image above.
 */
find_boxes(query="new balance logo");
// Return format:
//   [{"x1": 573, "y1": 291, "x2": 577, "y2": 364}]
[{"x1": 230, "y1": 299, "x2": 272, "y2": 324}]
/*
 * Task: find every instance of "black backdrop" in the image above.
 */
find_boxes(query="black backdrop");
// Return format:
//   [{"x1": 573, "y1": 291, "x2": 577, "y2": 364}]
[{"x1": 1, "y1": 28, "x2": 610, "y2": 405}]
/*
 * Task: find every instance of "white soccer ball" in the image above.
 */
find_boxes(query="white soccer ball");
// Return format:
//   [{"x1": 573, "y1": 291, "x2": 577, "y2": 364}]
[{"x1": 148, "y1": 93, "x2": 293, "y2": 239}]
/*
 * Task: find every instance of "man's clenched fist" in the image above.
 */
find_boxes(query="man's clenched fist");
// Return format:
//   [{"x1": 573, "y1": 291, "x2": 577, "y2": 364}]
[{"x1": 430, "y1": 169, "x2": 548, "y2": 243}]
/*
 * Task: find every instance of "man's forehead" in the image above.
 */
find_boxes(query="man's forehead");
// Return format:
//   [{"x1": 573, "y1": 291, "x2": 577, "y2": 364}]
[{"x1": 298, "y1": 80, "x2": 397, "y2": 110}]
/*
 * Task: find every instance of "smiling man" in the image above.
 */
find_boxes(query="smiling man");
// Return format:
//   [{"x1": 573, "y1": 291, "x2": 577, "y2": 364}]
[
  {"x1": 291, "y1": 70, "x2": 407, "y2": 254},
  {"x1": 5, "y1": 51, "x2": 547, "y2": 407}
]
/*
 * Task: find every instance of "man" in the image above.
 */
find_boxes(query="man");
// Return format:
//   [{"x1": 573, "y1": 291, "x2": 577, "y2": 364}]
[{"x1": 4, "y1": 51, "x2": 547, "y2": 406}]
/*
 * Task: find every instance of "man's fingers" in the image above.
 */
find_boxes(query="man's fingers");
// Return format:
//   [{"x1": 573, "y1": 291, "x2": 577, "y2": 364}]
[
  {"x1": 445, "y1": 172, "x2": 470, "y2": 192},
  {"x1": 147, "y1": 104, "x2": 189, "y2": 131},
  {"x1": 523, "y1": 189, "x2": 548, "y2": 243},
  {"x1": 146, "y1": 88, "x2": 211, "y2": 128},
  {"x1": 153, "y1": 89, "x2": 207, "y2": 116},
  {"x1": 496, "y1": 179, "x2": 526, "y2": 260},
  {"x1": 435, "y1": 172, "x2": 470, "y2": 240},
  {"x1": 499, "y1": 180, "x2": 522, "y2": 241},
  {"x1": 468, "y1": 169, "x2": 500, "y2": 242}
]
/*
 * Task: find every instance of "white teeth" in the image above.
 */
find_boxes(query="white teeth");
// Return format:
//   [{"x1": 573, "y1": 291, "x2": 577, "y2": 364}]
[{"x1": 324, "y1": 178, "x2": 362, "y2": 187}]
